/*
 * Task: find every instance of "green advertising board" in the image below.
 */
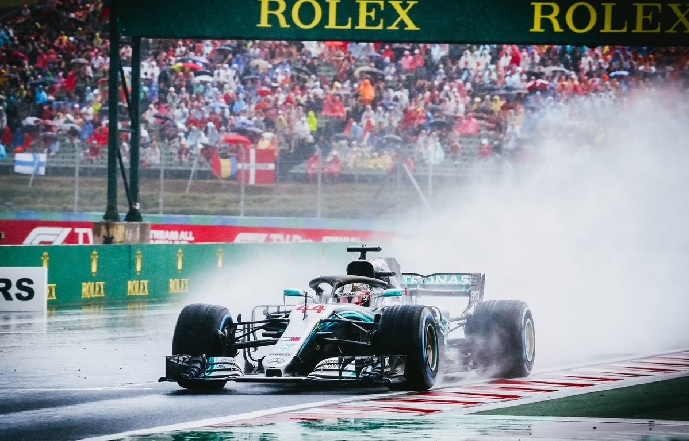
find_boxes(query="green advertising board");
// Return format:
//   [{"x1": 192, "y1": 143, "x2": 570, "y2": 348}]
[
  {"x1": 0, "y1": 243, "x2": 354, "y2": 307},
  {"x1": 116, "y1": 0, "x2": 688, "y2": 46}
]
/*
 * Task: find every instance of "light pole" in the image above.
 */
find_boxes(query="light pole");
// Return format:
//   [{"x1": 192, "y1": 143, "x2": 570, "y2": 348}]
[
  {"x1": 316, "y1": 144, "x2": 322, "y2": 218},
  {"x1": 73, "y1": 139, "x2": 80, "y2": 213},
  {"x1": 158, "y1": 143, "x2": 165, "y2": 215},
  {"x1": 239, "y1": 145, "x2": 245, "y2": 217}
]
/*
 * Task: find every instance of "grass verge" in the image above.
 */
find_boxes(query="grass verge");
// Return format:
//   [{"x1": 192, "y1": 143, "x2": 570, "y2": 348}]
[{"x1": 476, "y1": 376, "x2": 689, "y2": 421}]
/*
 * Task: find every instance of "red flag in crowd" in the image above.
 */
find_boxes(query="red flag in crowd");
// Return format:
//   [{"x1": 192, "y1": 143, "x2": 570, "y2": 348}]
[{"x1": 237, "y1": 148, "x2": 276, "y2": 185}]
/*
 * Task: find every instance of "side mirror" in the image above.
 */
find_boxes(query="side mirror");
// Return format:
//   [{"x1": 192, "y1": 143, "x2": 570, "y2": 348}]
[{"x1": 382, "y1": 288, "x2": 403, "y2": 297}]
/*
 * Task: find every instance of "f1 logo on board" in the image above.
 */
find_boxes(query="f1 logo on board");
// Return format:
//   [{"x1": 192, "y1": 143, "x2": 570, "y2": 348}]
[
  {"x1": 0, "y1": 268, "x2": 47, "y2": 312},
  {"x1": 23, "y1": 227, "x2": 93, "y2": 245}
]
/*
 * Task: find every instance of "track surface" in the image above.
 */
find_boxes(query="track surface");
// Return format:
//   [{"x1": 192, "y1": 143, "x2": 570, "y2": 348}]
[
  {"x1": 1, "y1": 303, "x2": 688, "y2": 441},
  {"x1": 0, "y1": 304, "x2": 390, "y2": 441}
]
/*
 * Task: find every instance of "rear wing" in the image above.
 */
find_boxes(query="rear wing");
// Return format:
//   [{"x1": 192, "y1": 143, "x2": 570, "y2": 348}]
[{"x1": 401, "y1": 272, "x2": 485, "y2": 302}]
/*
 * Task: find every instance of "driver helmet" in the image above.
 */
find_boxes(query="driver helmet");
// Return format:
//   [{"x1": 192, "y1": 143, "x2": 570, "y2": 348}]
[{"x1": 349, "y1": 283, "x2": 371, "y2": 306}]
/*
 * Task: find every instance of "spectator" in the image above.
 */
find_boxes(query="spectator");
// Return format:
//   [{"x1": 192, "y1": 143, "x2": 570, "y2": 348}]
[
  {"x1": 142, "y1": 141, "x2": 161, "y2": 167},
  {"x1": 306, "y1": 148, "x2": 320, "y2": 184},
  {"x1": 455, "y1": 113, "x2": 480, "y2": 135},
  {"x1": 306, "y1": 110, "x2": 318, "y2": 134},
  {"x1": 0, "y1": 1, "x2": 687, "y2": 182},
  {"x1": 323, "y1": 150, "x2": 343, "y2": 183},
  {"x1": 358, "y1": 78, "x2": 375, "y2": 106}
]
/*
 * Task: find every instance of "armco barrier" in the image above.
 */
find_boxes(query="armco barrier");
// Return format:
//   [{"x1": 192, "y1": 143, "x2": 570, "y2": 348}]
[{"x1": 0, "y1": 242, "x2": 352, "y2": 307}]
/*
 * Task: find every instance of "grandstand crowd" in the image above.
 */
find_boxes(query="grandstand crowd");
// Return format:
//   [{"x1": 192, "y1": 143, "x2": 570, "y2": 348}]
[{"x1": 1, "y1": 1, "x2": 688, "y2": 181}]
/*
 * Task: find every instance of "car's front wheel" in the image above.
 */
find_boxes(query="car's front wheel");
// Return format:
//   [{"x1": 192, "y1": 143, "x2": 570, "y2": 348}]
[
  {"x1": 376, "y1": 304, "x2": 440, "y2": 391},
  {"x1": 171, "y1": 303, "x2": 234, "y2": 390}
]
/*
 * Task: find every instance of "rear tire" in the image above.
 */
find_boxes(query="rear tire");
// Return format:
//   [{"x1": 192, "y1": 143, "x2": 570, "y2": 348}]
[
  {"x1": 172, "y1": 303, "x2": 233, "y2": 390},
  {"x1": 377, "y1": 305, "x2": 440, "y2": 391},
  {"x1": 466, "y1": 300, "x2": 535, "y2": 378}
]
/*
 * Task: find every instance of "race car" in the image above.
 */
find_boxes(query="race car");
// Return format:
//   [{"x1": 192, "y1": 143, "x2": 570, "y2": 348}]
[{"x1": 160, "y1": 245, "x2": 535, "y2": 391}]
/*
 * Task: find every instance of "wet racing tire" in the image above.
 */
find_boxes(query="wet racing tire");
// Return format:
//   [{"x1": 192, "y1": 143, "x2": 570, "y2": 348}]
[
  {"x1": 466, "y1": 300, "x2": 535, "y2": 379},
  {"x1": 172, "y1": 303, "x2": 234, "y2": 390},
  {"x1": 376, "y1": 304, "x2": 440, "y2": 391}
]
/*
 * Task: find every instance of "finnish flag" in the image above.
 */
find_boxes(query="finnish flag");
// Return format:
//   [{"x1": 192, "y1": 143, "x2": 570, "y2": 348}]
[{"x1": 14, "y1": 152, "x2": 47, "y2": 175}]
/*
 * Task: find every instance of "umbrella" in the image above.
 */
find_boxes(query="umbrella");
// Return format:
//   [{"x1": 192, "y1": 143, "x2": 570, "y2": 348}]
[
  {"x1": 290, "y1": 72, "x2": 309, "y2": 83},
  {"x1": 22, "y1": 116, "x2": 41, "y2": 126},
  {"x1": 325, "y1": 41, "x2": 346, "y2": 49},
  {"x1": 37, "y1": 119, "x2": 58, "y2": 128},
  {"x1": 291, "y1": 66, "x2": 313, "y2": 76},
  {"x1": 380, "y1": 100, "x2": 398, "y2": 110},
  {"x1": 258, "y1": 86, "x2": 272, "y2": 97},
  {"x1": 11, "y1": 51, "x2": 28, "y2": 61},
  {"x1": 153, "y1": 113, "x2": 174, "y2": 122},
  {"x1": 59, "y1": 123, "x2": 81, "y2": 132},
  {"x1": 383, "y1": 134, "x2": 403, "y2": 144},
  {"x1": 429, "y1": 119, "x2": 451, "y2": 130},
  {"x1": 610, "y1": 70, "x2": 629, "y2": 77},
  {"x1": 474, "y1": 83, "x2": 499, "y2": 92},
  {"x1": 524, "y1": 70, "x2": 543, "y2": 79},
  {"x1": 71, "y1": 58, "x2": 89, "y2": 65},
  {"x1": 190, "y1": 56, "x2": 209, "y2": 65},
  {"x1": 192, "y1": 75, "x2": 214, "y2": 84},
  {"x1": 233, "y1": 126, "x2": 264, "y2": 139},
  {"x1": 390, "y1": 44, "x2": 412, "y2": 59},
  {"x1": 250, "y1": 59, "x2": 272, "y2": 72},
  {"x1": 526, "y1": 79, "x2": 550, "y2": 92},
  {"x1": 194, "y1": 70, "x2": 213, "y2": 77},
  {"x1": 543, "y1": 66, "x2": 568, "y2": 74},
  {"x1": 223, "y1": 134, "x2": 252, "y2": 145},
  {"x1": 181, "y1": 62, "x2": 201, "y2": 71},
  {"x1": 494, "y1": 88, "x2": 528, "y2": 96},
  {"x1": 210, "y1": 47, "x2": 232, "y2": 63},
  {"x1": 172, "y1": 62, "x2": 201, "y2": 72},
  {"x1": 67, "y1": 16, "x2": 86, "y2": 25},
  {"x1": 354, "y1": 66, "x2": 385, "y2": 79}
]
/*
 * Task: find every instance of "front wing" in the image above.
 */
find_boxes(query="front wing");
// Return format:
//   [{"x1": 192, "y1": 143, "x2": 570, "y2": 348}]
[{"x1": 159, "y1": 354, "x2": 407, "y2": 385}]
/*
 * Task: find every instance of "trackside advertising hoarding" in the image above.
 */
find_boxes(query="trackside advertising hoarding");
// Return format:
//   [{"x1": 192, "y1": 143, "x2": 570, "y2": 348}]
[
  {"x1": 0, "y1": 243, "x2": 361, "y2": 307},
  {"x1": 116, "y1": 0, "x2": 688, "y2": 46},
  {"x1": 0, "y1": 220, "x2": 395, "y2": 245},
  {"x1": 0, "y1": 267, "x2": 47, "y2": 312}
]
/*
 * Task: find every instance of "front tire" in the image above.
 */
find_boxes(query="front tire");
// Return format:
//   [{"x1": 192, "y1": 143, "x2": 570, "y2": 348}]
[
  {"x1": 172, "y1": 303, "x2": 233, "y2": 390},
  {"x1": 377, "y1": 305, "x2": 440, "y2": 391},
  {"x1": 466, "y1": 300, "x2": 535, "y2": 378}
]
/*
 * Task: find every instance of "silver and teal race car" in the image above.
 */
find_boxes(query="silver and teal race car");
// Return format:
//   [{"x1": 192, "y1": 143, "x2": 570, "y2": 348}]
[{"x1": 160, "y1": 246, "x2": 535, "y2": 391}]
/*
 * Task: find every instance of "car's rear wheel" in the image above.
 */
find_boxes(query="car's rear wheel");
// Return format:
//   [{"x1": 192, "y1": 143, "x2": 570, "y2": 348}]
[
  {"x1": 377, "y1": 304, "x2": 440, "y2": 391},
  {"x1": 466, "y1": 300, "x2": 535, "y2": 378},
  {"x1": 172, "y1": 303, "x2": 233, "y2": 390}
]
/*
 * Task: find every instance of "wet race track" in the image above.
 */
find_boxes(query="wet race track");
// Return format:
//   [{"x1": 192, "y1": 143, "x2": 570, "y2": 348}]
[
  {"x1": 0, "y1": 303, "x2": 392, "y2": 441},
  {"x1": 2, "y1": 302, "x2": 689, "y2": 441}
]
